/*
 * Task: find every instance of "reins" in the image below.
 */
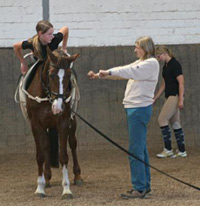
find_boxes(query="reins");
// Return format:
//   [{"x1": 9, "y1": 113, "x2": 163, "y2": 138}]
[{"x1": 71, "y1": 109, "x2": 200, "y2": 191}]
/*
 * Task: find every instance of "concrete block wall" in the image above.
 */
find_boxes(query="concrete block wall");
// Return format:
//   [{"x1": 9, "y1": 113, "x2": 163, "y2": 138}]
[
  {"x1": 1, "y1": 44, "x2": 200, "y2": 153},
  {"x1": 0, "y1": 1, "x2": 200, "y2": 152},
  {"x1": 0, "y1": 0, "x2": 200, "y2": 47}
]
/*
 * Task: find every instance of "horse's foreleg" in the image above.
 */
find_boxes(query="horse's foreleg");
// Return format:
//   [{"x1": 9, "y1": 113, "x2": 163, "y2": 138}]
[
  {"x1": 33, "y1": 140, "x2": 46, "y2": 196},
  {"x1": 35, "y1": 173, "x2": 46, "y2": 197},
  {"x1": 62, "y1": 165, "x2": 73, "y2": 199},
  {"x1": 32, "y1": 125, "x2": 51, "y2": 197},
  {"x1": 59, "y1": 128, "x2": 73, "y2": 199},
  {"x1": 69, "y1": 118, "x2": 83, "y2": 186}
]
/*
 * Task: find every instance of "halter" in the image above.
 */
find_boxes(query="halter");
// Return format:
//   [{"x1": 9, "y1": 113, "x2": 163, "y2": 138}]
[{"x1": 40, "y1": 61, "x2": 72, "y2": 104}]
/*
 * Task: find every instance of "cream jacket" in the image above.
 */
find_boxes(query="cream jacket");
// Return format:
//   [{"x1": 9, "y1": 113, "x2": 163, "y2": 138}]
[{"x1": 108, "y1": 58, "x2": 159, "y2": 108}]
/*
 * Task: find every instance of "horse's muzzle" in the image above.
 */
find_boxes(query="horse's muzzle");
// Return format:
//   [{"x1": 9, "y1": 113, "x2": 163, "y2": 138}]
[{"x1": 52, "y1": 98, "x2": 64, "y2": 115}]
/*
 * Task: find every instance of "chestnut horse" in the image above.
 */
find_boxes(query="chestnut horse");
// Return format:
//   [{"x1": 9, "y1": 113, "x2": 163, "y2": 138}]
[{"x1": 18, "y1": 48, "x2": 82, "y2": 198}]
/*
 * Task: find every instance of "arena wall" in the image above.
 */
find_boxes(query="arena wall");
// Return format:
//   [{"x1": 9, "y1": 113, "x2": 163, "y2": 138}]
[
  {"x1": 0, "y1": 1, "x2": 199, "y2": 152},
  {"x1": 1, "y1": 44, "x2": 200, "y2": 153}
]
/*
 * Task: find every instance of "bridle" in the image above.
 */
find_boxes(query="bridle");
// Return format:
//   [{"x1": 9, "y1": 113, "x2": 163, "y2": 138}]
[{"x1": 40, "y1": 61, "x2": 72, "y2": 104}]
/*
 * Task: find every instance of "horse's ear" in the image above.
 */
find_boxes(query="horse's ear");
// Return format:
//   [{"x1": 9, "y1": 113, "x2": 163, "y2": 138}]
[
  {"x1": 69, "y1": 53, "x2": 80, "y2": 62},
  {"x1": 47, "y1": 46, "x2": 57, "y2": 64}
]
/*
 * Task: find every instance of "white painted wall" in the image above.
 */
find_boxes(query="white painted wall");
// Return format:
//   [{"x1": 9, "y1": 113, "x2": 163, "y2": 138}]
[
  {"x1": 1, "y1": 0, "x2": 200, "y2": 47},
  {"x1": 0, "y1": 0, "x2": 42, "y2": 47}
]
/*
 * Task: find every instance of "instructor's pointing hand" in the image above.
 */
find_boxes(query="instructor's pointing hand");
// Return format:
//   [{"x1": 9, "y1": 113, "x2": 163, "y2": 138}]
[{"x1": 99, "y1": 70, "x2": 109, "y2": 78}]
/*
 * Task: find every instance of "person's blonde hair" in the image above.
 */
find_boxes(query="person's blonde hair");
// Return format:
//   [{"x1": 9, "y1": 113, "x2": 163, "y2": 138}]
[
  {"x1": 28, "y1": 20, "x2": 53, "y2": 60},
  {"x1": 155, "y1": 46, "x2": 174, "y2": 58},
  {"x1": 135, "y1": 36, "x2": 155, "y2": 60}
]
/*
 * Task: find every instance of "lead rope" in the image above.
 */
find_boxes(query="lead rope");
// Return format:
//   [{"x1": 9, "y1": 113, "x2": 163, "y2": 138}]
[{"x1": 71, "y1": 109, "x2": 200, "y2": 191}]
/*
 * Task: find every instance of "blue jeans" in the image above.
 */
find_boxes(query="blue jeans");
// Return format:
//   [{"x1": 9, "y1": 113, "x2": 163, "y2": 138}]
[{"x1": 125, "y1": 105, "x2": 152, "y2": 191}]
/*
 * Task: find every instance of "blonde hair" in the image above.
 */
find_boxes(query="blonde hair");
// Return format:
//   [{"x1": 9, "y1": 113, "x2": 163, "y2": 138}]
[
  {"x1": 28, "y1": 20, "x2": 53, "y2": 60},
  {"x1": 135, "y1": 36, "x2": 155, "y2": 60},
  {"x1": 155, "y1": 46, "x2": 174, "y2": 58}
]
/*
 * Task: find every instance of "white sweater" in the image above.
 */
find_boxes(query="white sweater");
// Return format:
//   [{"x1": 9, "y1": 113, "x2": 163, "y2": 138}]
[{"x1": 108, "y1": 58, "x2": 159, "y2": 108}]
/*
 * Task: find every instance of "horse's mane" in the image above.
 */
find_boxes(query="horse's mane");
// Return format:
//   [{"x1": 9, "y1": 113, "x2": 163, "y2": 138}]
[{"x1": 52, "y1": 48, "x2": 69, "y2": 58}]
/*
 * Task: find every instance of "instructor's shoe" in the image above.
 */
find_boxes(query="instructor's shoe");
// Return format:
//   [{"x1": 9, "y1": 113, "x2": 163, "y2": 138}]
[
  {"x1": 156, "y1": 148, "x2": 174, "y2": 158},
  {"x1": 127, "y1": 188, "x2": 151, "y2": 194},
  {"x1": 121, "y1": 190, "x2": 146, "y2": 199}
]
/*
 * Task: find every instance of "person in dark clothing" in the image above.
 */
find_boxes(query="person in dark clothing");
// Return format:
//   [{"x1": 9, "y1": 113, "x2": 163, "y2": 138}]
[
  {"x1": 154, "y1": 46, "x2": 187, "y2": 158},
  {"x1": 13, "y1": 20, "x2": 69, "y2": 75}
]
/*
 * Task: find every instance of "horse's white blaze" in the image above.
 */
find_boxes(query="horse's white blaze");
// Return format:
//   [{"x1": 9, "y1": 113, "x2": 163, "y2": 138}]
[
  {"x1": 62, "y1": 165, "x2": 72, "y2": 195},
  {"x1": 58, "y1": 69, "x2": 64, "y2": 94},
  {"x1": 35, "y1": 173, "x2": 46, "y2": 195},
  {"x1": 52, "y1": 69, "x2": 65, "y2": 115}
]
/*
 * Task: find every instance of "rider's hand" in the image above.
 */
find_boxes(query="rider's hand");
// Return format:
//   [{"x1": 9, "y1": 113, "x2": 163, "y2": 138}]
[
  {"x1": 61, "y1": 48, "x2": 68, "y2": 54},
  {"x1": 20, "y1": 62, "x2": 28, "y2": 75}
]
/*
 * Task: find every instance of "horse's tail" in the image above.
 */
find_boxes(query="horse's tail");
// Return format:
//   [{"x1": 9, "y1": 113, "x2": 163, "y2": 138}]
[{"x1": 48, "y1": 128, "x2": 59, "y2": 168}]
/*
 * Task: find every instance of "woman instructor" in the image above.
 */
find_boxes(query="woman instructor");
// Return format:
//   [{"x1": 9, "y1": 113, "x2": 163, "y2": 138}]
[{"x1": 88, "y1": 36, "x2": 159, "y2": 199}]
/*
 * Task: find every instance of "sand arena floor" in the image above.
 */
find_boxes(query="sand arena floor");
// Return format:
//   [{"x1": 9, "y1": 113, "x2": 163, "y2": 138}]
[{"x1": 1, "y1": 147, "x2": 200, "y2": 206}]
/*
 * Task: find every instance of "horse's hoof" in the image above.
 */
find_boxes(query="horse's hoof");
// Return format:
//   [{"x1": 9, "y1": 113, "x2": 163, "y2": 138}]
[
  {"x1": 35, "y1": 193, "x2": 46, "y2": 198},
  {"x1": 74, "y1": 179, "x2": 83, "y2": 186},
  {"x1": 62, "y1": 193, "x2": 73, "y2": 199}
]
